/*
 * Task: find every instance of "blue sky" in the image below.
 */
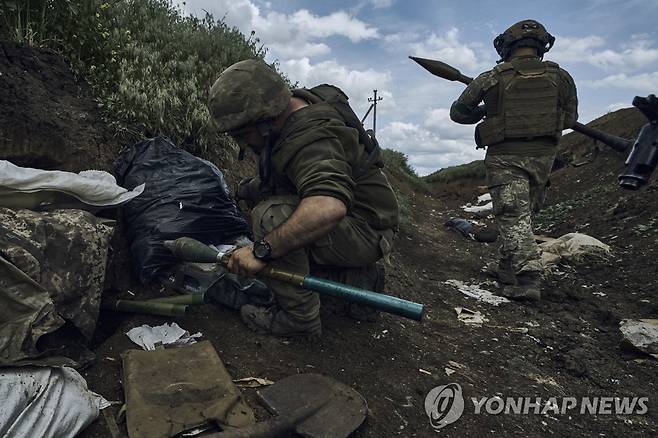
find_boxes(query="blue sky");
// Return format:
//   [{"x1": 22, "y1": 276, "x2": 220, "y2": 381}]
[{"x1": 181, "y1": 0, "x2": 658, "y2": 175}]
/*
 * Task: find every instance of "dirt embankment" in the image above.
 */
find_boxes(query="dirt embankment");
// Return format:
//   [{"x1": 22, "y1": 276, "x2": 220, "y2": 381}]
[{"x1": 1, "y1": 43, "x2": 656, "y2": 437}]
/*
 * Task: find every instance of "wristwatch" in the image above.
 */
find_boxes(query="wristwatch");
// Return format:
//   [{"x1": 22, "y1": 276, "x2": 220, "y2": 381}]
[{"x1": 252, "y1": 239, "x2": 273, "y2": 262}]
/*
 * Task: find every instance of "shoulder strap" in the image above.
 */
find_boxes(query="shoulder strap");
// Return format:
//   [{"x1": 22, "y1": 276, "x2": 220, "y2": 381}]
[{"x1": 298, "y1": 84, "x2": 383, "y2": 177}]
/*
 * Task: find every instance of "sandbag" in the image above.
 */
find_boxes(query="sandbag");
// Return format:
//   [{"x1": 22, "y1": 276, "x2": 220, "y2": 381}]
[{"x1": 114, "y1": 137, "x2": 249, "y2": 283}]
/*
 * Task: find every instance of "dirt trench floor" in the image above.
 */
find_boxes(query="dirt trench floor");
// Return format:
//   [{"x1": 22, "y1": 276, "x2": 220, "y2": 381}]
[{"x1": 81, "y1": 153, "x2": 657, "y2": 438}]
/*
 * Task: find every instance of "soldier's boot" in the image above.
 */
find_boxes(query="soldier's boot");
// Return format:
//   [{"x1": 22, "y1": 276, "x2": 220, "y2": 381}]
[
  {"x1": 501, "y1": 272, "x2": 541, "y2": 302},
  {"x1": 482, "y1": 261, "x2": 516, "y2": 285},
  {"x1": 240, "y1": 304, "x2": 322, "y2": 337}
]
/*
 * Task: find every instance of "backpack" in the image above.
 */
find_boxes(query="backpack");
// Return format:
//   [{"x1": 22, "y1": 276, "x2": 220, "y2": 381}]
[{"x1": 296, "y1": 84, "x2": 384, "y2": 178}]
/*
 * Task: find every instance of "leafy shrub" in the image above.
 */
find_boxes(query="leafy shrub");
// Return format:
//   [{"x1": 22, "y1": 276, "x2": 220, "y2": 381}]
[
  {"x1": 0, "y1": 0, "x2": 266, "y2": 158},
  {"x1": 423, "y1": 160, "x2": 486, "y2": 184},
  {"x1": 381, "y1": 148, "x2": 417, "y2": 179}
]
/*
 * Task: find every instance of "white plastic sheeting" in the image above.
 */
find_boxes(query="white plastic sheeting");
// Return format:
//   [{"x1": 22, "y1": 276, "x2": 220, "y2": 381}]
[
  {"x1": 0, "y1": 367, "x2": 110, "y2": 438},
  {"x1": 126, "y1": 323, "x2": 202, "y2": 351},
  {"x1": 444, "y1": 280, "x2": 511, "y2": 306},
  {"x1": 0, "y1": 160, "x2": 144, "y2": 208}
]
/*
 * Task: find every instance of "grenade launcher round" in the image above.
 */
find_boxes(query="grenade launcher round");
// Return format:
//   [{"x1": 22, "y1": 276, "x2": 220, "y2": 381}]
[{"x1": 164, "y1": 237, "x2": 425, "y2": 321}]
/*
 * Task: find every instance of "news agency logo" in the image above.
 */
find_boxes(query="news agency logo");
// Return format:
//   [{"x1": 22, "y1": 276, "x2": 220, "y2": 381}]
[
  {"x1": 424, "y1": 383, "x2": 465, "y2": 431},
  {"x1": 424, "y1": 383, "x2": 650, "y2": 432}
]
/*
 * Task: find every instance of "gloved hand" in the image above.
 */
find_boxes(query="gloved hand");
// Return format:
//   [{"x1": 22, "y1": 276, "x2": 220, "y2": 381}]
[{"x1": 236, "y1": 177, "x2": 262, "y2": 205}]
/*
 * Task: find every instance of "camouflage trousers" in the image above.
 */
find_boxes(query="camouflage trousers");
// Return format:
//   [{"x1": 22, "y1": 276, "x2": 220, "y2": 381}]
[
  {"x1": 251, "y1": 195, "x2": 394, "y2": 322},
  {"x1": 485, "y1": 153, "x2": 555, "y2": 275}
]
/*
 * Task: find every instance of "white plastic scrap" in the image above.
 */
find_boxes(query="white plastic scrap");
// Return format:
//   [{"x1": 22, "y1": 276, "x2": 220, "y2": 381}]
[
  {"x1": 455, "y1": 307, "x2": 487, "y2": 327},
  {"x1": 0, "y1": 367, "x2": 110, "y2": 438},
  {"x1": 477, "y1": 193, "x2": 492, "y2": 203},
  {"x1": 0, "y1": 160, "x2": 144, "y2": 208},
  {"x1": 126, "y1": 323, "x2": 202, "y2": 351},
  {"x1": 444, "y1": 280, "x2": 510, "y2": 306},
  {"x1": 461, "y1": 202, "x2": 493, "y2": 214}
]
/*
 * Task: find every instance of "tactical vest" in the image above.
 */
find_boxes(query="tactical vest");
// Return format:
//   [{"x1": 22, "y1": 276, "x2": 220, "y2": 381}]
[
  {"x1": 477, "y1": 59, "x2": 563, "y2": 147},
  {"x1": 292, "y1": 85, "x2": 384, "y2": 178}
]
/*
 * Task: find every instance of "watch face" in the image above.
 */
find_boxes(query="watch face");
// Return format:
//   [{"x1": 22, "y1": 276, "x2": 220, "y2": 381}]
[{"x1": 253, "y1": 240, "x2": 271, "y2": 259}]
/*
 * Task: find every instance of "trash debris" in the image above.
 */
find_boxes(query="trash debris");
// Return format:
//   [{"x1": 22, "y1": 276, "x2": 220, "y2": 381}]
[
  {"x1": 126, "y1": 323, "x2": 202, "y2": 351},
  {"x1": 620, "y1": 319, "x2": 658, "y2": 359},
  {"x1": 159, "y1": 262, "x2": 273, "y2": 311},
  {"x1": 419, "y1": 368, "x2": 432, "y2": 376},
  {"x1": 462, "y1": 201, "x2": 493, "y2": 215},
  {"x1": 461, "y1": 192, "x2": 493, "y2": 217},
  {"x1": 539, "y1": 233, "x2": 611, "y2": 267},
  {"x1": 445, "y1": 279, "x2": 511, "y2": 306},
  {"x1": 445, "y1": 217, "x2": 474, "y2": 239},
  {"x1": 477, "y1": 193, "x2": 492, "y2": 203},
  {"x1": 455, "y1": 307, "x2": 487, "y2": 327},
  {"x1": 444, "y1": 360, "x2": 467, "y2": 376},
  {"x1": 0, "y1": 366, "x2": 110, "y2": 438},
  {"x1": 114, "y1": 136, "x2": 250, "y2": 283},
  {"x1": 122, "y1": 341, "x2": 254, "y2": 437},
  {"x1": 0, "y1": 160, "x2": 144, "y2": 210},
  {"x1": 234, "y1": 377, "x2": 275, "y2": 388}
]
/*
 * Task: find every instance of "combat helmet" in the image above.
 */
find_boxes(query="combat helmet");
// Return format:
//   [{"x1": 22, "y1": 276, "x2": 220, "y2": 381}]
[
  {"x1": 493, "y1": 19, "x2": 555, "y2": 62},
  {"x1": 208, "y1": 59, "x2": 292, "y2": 133}
]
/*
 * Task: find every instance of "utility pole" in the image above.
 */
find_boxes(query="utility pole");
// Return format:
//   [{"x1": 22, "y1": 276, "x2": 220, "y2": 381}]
[{"x1": 367, "y1": 89, "x2": 383, "y2": 135}]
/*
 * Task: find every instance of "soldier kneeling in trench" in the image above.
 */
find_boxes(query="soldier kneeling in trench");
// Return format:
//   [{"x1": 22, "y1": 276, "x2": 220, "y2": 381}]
[{"x1": 207, "y1": 59, "x2": 399, "y2": 336}]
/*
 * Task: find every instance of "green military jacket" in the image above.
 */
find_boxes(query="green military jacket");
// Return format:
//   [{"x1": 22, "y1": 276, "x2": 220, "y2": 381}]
[
  {"x1": 268, "y1": 94, "x2": 399, "y2": 231},
  {"x1": 450, "y1": 55, "x2": 578, "y2": 156}
]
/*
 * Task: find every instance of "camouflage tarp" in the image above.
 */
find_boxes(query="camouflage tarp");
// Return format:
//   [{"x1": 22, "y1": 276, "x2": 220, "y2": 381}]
[{"x1": 0, "y1": 208, "x2": 113, "y2": 365}]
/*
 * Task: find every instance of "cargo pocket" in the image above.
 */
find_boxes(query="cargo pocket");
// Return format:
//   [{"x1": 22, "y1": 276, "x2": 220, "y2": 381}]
[{"x1": 251, "y1": 195, "x2": 299, "y2": 239}]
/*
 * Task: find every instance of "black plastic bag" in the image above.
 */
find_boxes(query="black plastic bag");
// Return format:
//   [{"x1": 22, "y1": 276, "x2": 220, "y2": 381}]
[{"x1": 115, "y1": 137, "x2": 249, "y2": 283}]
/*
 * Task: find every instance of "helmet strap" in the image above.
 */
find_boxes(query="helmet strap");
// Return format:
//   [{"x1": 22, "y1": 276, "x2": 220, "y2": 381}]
[{"x1": 256, "y1": 121, "x2": 274, "y2": 194}]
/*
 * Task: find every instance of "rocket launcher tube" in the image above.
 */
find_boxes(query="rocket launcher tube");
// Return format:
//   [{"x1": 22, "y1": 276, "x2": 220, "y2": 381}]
[{"x1": 164, "y1": 238, "x2": 424, "y2": 321}]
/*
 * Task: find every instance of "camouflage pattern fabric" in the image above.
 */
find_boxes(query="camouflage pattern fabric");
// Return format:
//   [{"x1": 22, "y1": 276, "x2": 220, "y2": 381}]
[
  {"x1": 0, "y1": 208, "x2": 113, "y2": 365},
  {"x1": 208, "y1": 59, "x2": 292, "y2": 132},
  {"x1": 485, "y1": 153, "x2": 555, "y2": 275},
  {"x1": 251, "y1": 195, "x2": 393, "y2": 322}
]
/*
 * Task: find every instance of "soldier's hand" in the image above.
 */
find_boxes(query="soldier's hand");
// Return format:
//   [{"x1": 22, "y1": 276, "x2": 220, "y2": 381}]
[
  {"x1": 227, "y1": 245, "x2": 267, "y2": 278},
  {"x1": 236, "y1": 177, "x2": 261, "y2": 202}
]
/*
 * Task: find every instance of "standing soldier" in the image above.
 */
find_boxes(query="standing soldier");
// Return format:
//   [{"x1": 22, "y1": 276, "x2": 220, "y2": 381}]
[
  {"x1": 208, "y1": 59, "x2": 399, "y2": 335},
  {"x1": 450, "y1": 20, "x2": 578, "y2": 301}
]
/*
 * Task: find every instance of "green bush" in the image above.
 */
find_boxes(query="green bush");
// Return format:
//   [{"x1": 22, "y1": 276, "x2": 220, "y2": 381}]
[
  {"x1": 381, "y1": 148, "x2": 415, "y2": 176},
  {"x1": 0, "y1": 0, "x2": 266, "y2": 156},
  {"x1": 423, "y1": 160, "x2": 486, "y2": 184}
]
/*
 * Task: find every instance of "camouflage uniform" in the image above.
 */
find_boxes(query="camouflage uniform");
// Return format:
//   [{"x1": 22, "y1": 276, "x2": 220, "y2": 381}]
[
  {"x1": 451, "y1": 55, "x2": 578, "y2": 280},
  {"x1": 0, "y1": 208, "x2": 113, "y2": 365},
  {"x1": 247, "y1": 94, "x2": 398, "y2": 322}
]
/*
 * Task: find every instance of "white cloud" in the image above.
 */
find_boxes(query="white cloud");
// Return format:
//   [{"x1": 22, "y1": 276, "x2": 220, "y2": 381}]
[
  {"x1": 424, "y1": 108, "x2": 475, "y2": 140},
  {"x1": 399, "y1": 28, "x2": 491, "y2": 73},
  {"x1": 584, "y1": 71, "x2": 658, "y2": 92},
  {"x1": 280, "y1": 57, "x2": 394, "y2": 116},
  {"x1": 378, "y1": 112, "x2": 483, "y2": 175},
  {"x1": 551, "y1": 35, "x2": 658, "y2": 71},
  {"x1": 181, "y1": 0, "x2": 379, "y2": 59},
  {"x1": 370, "y1": 0, "x2": 394, "y2": 8}
]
